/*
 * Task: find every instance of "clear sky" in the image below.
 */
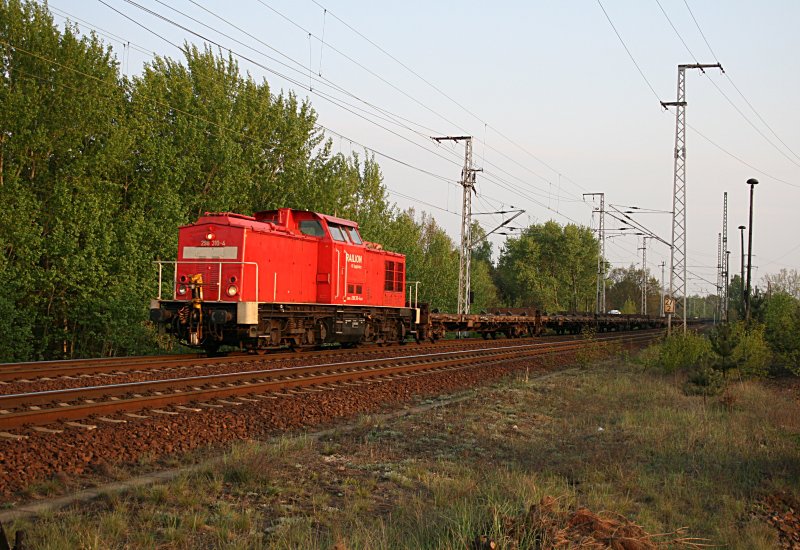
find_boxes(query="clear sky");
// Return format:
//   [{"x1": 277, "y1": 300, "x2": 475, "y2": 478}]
[{"x1": 46, "y1": 1, "x2": 800, "y2": 295}]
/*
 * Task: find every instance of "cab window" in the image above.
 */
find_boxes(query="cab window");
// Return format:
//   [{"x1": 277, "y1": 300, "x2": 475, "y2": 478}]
[
  {"x1": 346, "y1": 227, "x2": 363, "y2": 245},
  {"x1": 385, "y1": 260, "x2": 404, "y2": 292},
  {"x1": 329, "y1": 224, "x2": 347, "y2": 242},
  {"x1": 299, "y1": 220, "x2": 324, "y2": 237}
]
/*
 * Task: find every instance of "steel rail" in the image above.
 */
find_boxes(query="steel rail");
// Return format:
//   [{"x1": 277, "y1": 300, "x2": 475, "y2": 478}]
[
  {"x1": 0, "y1": 330, "x2": 660, "y2": 382},
  {"x1": 0, "y1": 332, "x2": 660, "y2": 430}
]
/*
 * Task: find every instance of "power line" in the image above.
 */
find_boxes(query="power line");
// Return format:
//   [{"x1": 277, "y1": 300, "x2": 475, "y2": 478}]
[
  {"x1": 685, "y1": 120, "x2": 800, "y2": 189},
  {"x1": 2, "y1": 37, "x2": 458, "y2": 193},
  {"x1": 119, "y1": 0, "x2": 584, "y2": 219},
  {"x1": 597, "y1": 0, "x2": 799, "y2": 191},
  {"x1": 43, "y1": 8, "x2": 574, "y2": 230},
  {"x1": 655, "y1": 0, "x2": 800, "y2": 171},
  {"x1": 681, "y1": 0, "x2": 800, "y2": 165},
  {"x1": 50, "y1": 4, "x2": 153, "y2": 56},
  {"x1": 595, "y1": 0, "x2": 662, "y2": 102},
  {"x1": 178, "y1": 0, "x2": 452, "y2": 143},
  {"x1": 131, "y1": 0, "x2": 591, "y2": 224},
  {"x1": 96, "y1": 0, "x2": 183, "y2": 50},
  {"x1": 106, "y1": 0, "x2": 476, "y2": 183},
  {"x1": 306, "y1": 0, "x2": 589, "y2": 195},
  {"x1": 254, "y1": 0, "x2": 472, "y2": 140}
]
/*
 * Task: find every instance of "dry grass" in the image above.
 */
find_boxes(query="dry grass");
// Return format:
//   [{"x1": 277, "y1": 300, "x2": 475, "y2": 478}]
[{"x1": 7, "y1": 358, "x2": 800, "y2": 548}]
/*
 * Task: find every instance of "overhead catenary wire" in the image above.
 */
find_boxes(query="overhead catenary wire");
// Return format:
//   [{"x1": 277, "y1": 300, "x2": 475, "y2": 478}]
[
  {"x1": 308, "y1": 0, "x2": 589, "y2": 195},
  {"x1": 168, "y1": 0, "x2": 590, "y2": 223},
  {"x1": 105, "y1": 0, "x2": 479, "y2": 184},
  {"x1": 597, "y1": 0, "x2": 798, "y2": 191},
  {"x1": 595, "y1": 0, "x2": 662, "y2": 103},
  {"x1": 1, "y1": 38, "x2": 457, "y2": 191},
  {"x1": 120, "y1": 0, "x2": 584, "y2": 220},
  {"x1": 682, "y1": 0, "x2": 800, "y2": 165},
  {"x1": 50, "y1": 4, "x2": 154, "y2": 56},
  {"x1": 51, "y1": 4, "x2": 588, "y2": 231},
  {"x1": 655, "y1": 0, "x2": 800, "y2": 171},
  {"x1": 255, "y1": 0, "x2": 589, "y2": 203},
  {"x1": 18, "y1": 6, "x2": 569, "y2": 233}
]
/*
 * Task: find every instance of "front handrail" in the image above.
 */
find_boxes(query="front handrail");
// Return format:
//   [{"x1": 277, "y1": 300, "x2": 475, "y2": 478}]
[{"x1": 153, "y1": 260, "x2": 259, "y2": 302}]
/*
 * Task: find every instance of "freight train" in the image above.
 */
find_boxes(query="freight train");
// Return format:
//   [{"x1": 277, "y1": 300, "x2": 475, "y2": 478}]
[{"x1": 149, "y1": 208, "x2": 664, "y2": 353}]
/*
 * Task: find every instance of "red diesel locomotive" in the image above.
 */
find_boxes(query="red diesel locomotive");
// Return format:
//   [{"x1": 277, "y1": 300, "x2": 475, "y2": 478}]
[{"x1": 150, "y1": 208, "x2": 417, "y2": 353}]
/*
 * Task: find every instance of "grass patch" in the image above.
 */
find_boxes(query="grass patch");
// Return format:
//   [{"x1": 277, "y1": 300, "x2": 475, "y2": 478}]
[{"x1": 7, "y1": 358, "x2": 800, "y2": 548}]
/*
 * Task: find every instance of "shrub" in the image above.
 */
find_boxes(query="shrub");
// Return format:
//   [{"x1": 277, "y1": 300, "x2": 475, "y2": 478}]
[
  {"x1": 653, "y1": 332, "x2": 712, "y2": 374},
  {"x1": 763, "y1": 292, "x2": 800, "y2": 375},
  {"x1": 683, "y1": 365, "x2": 725, "y2": 399},
  {"x1": 729, "y1": 322, "x2": 771, "y2": 378},
  {"x1": 708, "y1": 321, "x2": 771, "y2": 379}
]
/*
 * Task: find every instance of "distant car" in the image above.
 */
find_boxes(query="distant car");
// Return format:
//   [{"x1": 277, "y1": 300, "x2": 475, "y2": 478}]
[{"x1": 607, "y1": 309, "x2": 621, "y2": 315}]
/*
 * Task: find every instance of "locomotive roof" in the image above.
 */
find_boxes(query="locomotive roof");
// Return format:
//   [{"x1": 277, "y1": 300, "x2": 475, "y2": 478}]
[
  {"x1": 193, "y1": 209, "x2": 360, "y2": 232},
  {"x1": 318, "y1": 213, "x2": 358, "y2": 228},
  {"x1": 186, "y1": 210, "x2": 403, "y2": 256}
]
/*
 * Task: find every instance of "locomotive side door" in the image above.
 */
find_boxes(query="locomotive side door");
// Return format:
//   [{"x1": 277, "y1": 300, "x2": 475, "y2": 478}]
[{"x1": 329, "y1": 223, "x2": 365, "y2": 305}]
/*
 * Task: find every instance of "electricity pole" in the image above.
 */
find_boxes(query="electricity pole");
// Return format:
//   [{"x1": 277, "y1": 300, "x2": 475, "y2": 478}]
[
  {"x1": 639, "y1": 237, "x2": 648, "y2": 315},
  {"x1": 716, "y1": 231, "x2": 722, "y2": 323},
  {"x1": 721, "y1": 192, "x2": 729, "y2": 321},
  {"x1": 584, "y1": 193, "x2": 606, "y2": 313},
  {"x1": 432, "y1": 136, "x2": 479, "y2": 317},
  {"x1": 660, "y1": 261, "x2": 666, "y2": 317},
  {"x1": 661, "y1": 63, "x2": 724, "y2": 333},
  {"x1": 745, "y1": 178, "x2": 759, "y2": 323}
]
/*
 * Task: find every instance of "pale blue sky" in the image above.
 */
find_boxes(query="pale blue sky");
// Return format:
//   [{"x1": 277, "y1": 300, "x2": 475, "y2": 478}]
[{"x1": 46, "y1": 1, "x2": 800, "y2": 294}]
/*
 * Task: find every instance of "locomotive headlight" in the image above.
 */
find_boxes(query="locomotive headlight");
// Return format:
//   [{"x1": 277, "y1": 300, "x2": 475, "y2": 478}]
[
  {"x1": 178, "y1": 284, "x2": 187, "y2": 295},
  {"x1": 206, "y1": 232, "x2": 215, "y2": 241},
  {"x1": 226, "y1": 285, "x2": 238, "y2": 297}
]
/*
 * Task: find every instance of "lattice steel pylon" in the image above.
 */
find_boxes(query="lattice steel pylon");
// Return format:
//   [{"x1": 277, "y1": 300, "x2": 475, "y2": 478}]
[
  {"x1": 458, "y1": 138, "x2": 477, "y2": 315},
  {"x1": 722, "y1": 192, "x2": 729, "y2": 321},
  {"x1": 584, "y1": 193, "x2": 606, "y2": 313},
  {"x1": 661, "y1": 63, "x2": 723, "y2": 333},
  {"x1": 639, "y1": 237, "x2": 648, "y2": 315},
  {"x1": 717, "y1": 232, "x2": 723, "y2": 321},
  {"x1": 431, "y1": 135, "x2": 477, "y2": 316}
]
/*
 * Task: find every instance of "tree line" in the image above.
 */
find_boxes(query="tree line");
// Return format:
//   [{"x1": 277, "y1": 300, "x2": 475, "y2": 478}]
[{"x1": 0, "y1": 0, "x2": 506, "y2": 360}]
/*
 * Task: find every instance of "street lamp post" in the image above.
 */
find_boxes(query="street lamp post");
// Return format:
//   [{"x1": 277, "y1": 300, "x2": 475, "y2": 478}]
[
  {"x1": 738, "y1": 224, "x2": 746, "y2": 315},
  {"x1": 745, "y1": 178, "x2": 759, "y2": 323}
]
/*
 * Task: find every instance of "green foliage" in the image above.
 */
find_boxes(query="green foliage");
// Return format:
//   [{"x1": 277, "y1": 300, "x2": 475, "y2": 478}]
[
  {"x1": 709, "y1": 323, "x2": 738, "y2": 377},
  {"x1": 648, "y1": 332, "x2": 712, "y2": 374},
  {"x1": 762, "y1": 292, "x2": 800, "y2": 375},
  {"x1": 728, "y1": 322, "x2": 771, "y2": 378},
  {"x1": 0, "y1": 1, "x2": 495, "y2": 360},
  {"x1": 605, "y1": 265, "x2": 660, "y2": 315},
  {"x1": 727, "y1": 275, "x2": 744, "y2": 321},
  {"x1": 496, "y1": 221, "x2": 597, "y2": 312},
  {"x1": 683, "y1": 365, "x2": 725, "y2": 398},
  {"x1": 708, "y1": 321, "x2": 770, "y2": 379}
]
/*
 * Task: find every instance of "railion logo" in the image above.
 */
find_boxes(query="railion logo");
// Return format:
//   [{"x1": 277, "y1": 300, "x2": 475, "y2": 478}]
[{"x1": 345, "y1": 251, "x2": 363, "y2": 264}]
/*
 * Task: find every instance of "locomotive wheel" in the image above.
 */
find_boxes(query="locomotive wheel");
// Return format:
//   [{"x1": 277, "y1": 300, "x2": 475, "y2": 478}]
[
  {"x1": 316, "y1": 319, "x2": 329, "y2": 344},
  {"x1": 396, "y1": 320, "x2": 406, "y2": 344},
  {"x1": 203, "y1": 342, "x2": 222, "y2": 357}
]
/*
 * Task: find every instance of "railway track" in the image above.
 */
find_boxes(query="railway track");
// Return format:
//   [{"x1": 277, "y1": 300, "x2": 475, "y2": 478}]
[
  {"x1": 0, "y1": 331, "x2": 649, "y2": 384},
  {"x1": 0, "y1": 331, "x2": 660, "y2": 433},
  {"x1": 0, "y1": 329, "x2": 662, "y2": 497}
]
